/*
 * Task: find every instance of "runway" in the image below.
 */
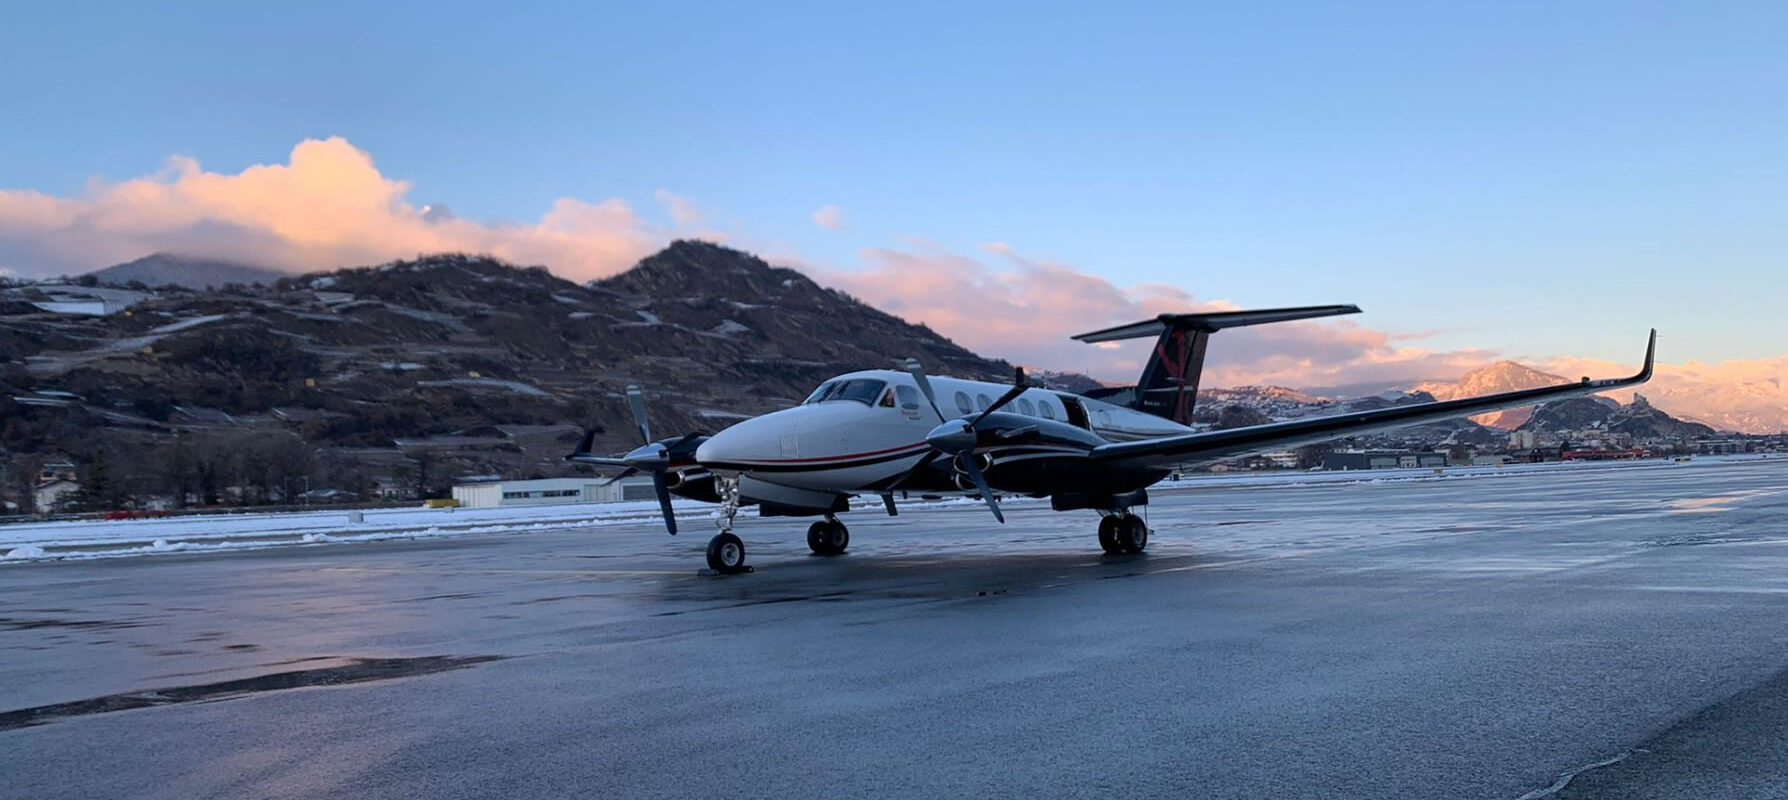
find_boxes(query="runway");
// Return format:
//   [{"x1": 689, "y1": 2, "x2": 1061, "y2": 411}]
[{"x1": 4, "y1": 458, "x2": 1788, "y2": 799}]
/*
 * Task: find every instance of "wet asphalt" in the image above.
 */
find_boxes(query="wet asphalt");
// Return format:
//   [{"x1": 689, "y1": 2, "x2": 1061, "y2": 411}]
[{"x1": 3, "y1": 458, "x2": 1788, "y2": 799}]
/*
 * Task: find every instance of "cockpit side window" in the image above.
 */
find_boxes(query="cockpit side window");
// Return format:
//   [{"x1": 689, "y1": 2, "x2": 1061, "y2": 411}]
[{"x1": 895, "y1": 384, "x2": 922, "y2": 412}]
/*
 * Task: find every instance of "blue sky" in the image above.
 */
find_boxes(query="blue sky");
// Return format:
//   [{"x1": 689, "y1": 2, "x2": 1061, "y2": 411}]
[{"x1": 3, "y1": 0, "x2": 1785, "y2": 369}]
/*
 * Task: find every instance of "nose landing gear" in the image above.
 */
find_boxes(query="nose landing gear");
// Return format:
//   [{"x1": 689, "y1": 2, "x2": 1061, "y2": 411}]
[
  {"x1": 806, "y1": 517, "x2": 850, "y2": 556},
  {"x1": 1097, "y1": 512, "x2": 1148, "y2": 555},
  {"x1": 704, "y1": 476, "x2": 753, "y2": 575}
]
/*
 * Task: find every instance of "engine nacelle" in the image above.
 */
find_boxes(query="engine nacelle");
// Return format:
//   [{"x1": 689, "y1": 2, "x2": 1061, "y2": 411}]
[
  {"x1": 663, "y1": 469, "x2": 721, "y2": 503},
  {"x1": 951, "y1": 413, "x2": 1167, "y2": 496}
]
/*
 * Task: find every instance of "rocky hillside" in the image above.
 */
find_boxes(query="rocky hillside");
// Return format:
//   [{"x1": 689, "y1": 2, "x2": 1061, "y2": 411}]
[
  {"x1": 0, "y1": 241, "x2": 1011, "y2": 503},
  {"x1": 1519, "y1": 394, "x2": 1715, "y2": 440},
  {"x1": 85, "y1": 253, "x2": 289, "y2": 290}
]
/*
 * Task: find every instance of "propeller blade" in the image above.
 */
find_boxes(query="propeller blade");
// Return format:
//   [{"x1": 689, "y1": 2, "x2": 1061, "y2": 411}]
[
  {"x1": 959, "y1": 457, "x2": 1005, "y2": 524},
  {"x1": 881, "y1": 493, "x2": 898, "y2": 517},
  {"x1": 569, "y1": 429, "x2": 599, "y2": 459},
  {"x1": 652, "y1": 473, "x2": 677, "y2": 535},
  {"x1": 970, "y1": 367, "x2": 1028, "y2": 427},
  {"x1": 625, "y1": 385, "x2": 651, "y2": 444},
  {"x1": 902, "y1": 357, "x2": 946, "y2": 422},
  {"x1": 598, "y1": 467, "x2": 638, "y2": 487}
]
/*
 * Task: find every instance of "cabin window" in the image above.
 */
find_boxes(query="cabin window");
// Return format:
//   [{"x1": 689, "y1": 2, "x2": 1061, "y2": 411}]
[
  {"x1": 804, "y1": 379, "x2": 889, "y2": 407},
  {"x1": 895, "y1": 385, "x2": 923, "y2": 411},
  {"x1": 976, "y1": 393, "x2": 992, "y2": 411},
  {"x1": 954, "y1": 391, "x2": 974, "y2": 415},
  {"x1": 1018, "y1": 398, "x2": 1036, "y2": 416},
  {"x1": 878, "y1": 388, "x2": 896, "y2": 407}
]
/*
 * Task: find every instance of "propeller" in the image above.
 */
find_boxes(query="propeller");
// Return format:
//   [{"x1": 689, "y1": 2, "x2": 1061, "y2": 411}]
[
  {"x1": 581, "y1": 385, "x2": 693, "y2": 535},
  {"x1": 896, "y1": 360, "x2": 1028, "y2": 523}
]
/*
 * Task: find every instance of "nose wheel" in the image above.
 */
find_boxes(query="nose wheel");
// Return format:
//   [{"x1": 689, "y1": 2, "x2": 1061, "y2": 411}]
[
  {"x1": 705, "y1": 531, "x2": 748, "y2": 573},
  {"x1": 1098, "y1": 513, "x2": 1148, "y2": 554},
  {"x1": 807, "y1": 518, "x2": 850, "y2": 555}
]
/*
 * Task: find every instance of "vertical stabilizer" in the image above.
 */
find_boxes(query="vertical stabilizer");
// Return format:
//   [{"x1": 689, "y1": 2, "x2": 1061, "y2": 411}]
[{"x1": 1072, "y1": 305, "x2": 1361, "y2": 425}]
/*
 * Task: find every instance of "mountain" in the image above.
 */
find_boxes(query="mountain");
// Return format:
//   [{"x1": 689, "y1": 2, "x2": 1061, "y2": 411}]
[
  {"x1": 1519, "y1": 393, "x2": 1715, "y2": 440},
  {"x1": 0, "y1": 241, "x2": 1013, "y2": 502},
  {"x1": 83, "y1": 253, "x2": 290, "y2": 290},
  {"x1": 1413, "y1": 361, "x2": 1571, "y2": 429}
]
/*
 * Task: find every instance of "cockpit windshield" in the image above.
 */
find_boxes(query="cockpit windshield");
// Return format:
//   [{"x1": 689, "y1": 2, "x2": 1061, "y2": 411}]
[{"x1": 802, "y1": 379, "x2": 888, "y2": 406}]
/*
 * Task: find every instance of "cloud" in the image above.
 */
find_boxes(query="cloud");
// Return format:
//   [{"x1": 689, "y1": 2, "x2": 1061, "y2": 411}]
[
  {"x1": 655, "y1": 190, "x2": 703, "y2": 227},
  {"x1": 813, "y1": 241, "x2": 1488, "y2": 385},
  {"x1": 812, "y1": 241, "x2": 1787, "y2": 432},
  {"x1": 3, "y1": 138, "x2": 1780, "y2": 431},
  {"x1": 811, "y1": 204, "x2": 845, "y2": 230},
  {"x1": 0, "y1": 137, "x2": 673, "y2": 280}
]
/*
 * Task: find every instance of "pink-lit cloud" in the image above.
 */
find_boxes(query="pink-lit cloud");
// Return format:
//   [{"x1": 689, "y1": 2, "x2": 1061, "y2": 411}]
[
  {"x1": 0, "y1": 137, "x2": 683, "y2": 279},
  {"x1": 2, "y1": 138, "x2": 1782, "y2": 431},
  {"x1": 814, "y1": 241, "x2": 1786, "y2": 432},
  {"x1": 811, "y1": 205, "x2": 846, "y2": 230}
]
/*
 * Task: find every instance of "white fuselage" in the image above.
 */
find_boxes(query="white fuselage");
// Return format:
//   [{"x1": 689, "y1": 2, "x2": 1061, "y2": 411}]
[{"x1": 694, "y1": 369, "x2": 1188, "y2": 494}]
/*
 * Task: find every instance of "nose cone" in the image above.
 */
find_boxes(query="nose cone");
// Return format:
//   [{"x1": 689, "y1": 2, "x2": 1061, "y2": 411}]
[
  {"x1": 925, "y1": 419, "x2": 977, "y2": 454},
  {"x1": 696, "y1": 406, "x2": 811, "y2": 469}
]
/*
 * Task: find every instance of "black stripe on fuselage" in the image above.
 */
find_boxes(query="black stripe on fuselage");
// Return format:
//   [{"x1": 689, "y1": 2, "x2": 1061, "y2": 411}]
[{"x1": 702, "y1": 449, "x2": 927, "y2": 474}]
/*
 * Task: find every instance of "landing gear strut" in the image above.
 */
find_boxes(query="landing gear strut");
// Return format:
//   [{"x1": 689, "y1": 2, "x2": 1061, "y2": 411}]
[
  {"x1": 1097, "y1": 512, "x2": 1148, "y2": 555},
  {"x1": 807, "y1": 517, "x2": 850, "y2": 556},
  {"x1": 705, "y1": 476, "x2": 751, "y2": 574}
]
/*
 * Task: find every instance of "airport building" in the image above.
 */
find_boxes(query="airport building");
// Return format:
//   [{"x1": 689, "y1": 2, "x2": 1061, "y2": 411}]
[
  {"x1": 1319, "y1": 450, "x2": 1449, "y2": 471},
  {"x1": 451, "y1": 476, "x2": 657, "y2": 508}
]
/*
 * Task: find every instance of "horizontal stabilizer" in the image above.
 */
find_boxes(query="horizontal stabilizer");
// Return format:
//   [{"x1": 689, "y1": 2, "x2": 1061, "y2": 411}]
[{"x1": 1072, "y1": 304, "x2": 1362, "y2": 343}]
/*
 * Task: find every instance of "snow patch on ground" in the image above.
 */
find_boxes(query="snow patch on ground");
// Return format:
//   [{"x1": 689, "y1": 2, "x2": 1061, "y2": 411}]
[{"x1": 0, "y1": 456, "x2": 1771, "y2": 564}]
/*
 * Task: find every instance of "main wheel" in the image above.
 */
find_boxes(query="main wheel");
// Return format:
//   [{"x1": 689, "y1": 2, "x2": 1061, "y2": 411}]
[
  {"x1": 1115, "y1": 514, "x2": 1149, "y2": 554},
  {"x1": 706, "y1": 531, "x2": 747, "y2": 572},
  {"x1": 807, "y1": 520, "x2": 849, "y2": 555},
  {"x1": 1097, "y1": 516, "x2": 1122, "y2": 554}
]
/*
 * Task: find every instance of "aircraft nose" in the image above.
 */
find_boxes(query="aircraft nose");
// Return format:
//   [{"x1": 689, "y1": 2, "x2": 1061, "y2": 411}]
[
  {"x1": 696, "y1": 411, "x2": 788, "y2": 470},
  {"x1": 693, "y1": 428, "x2": 740, "y2": 468},
  {"x1": 695, "y1": 405, "x2": 834, "y2": 471}
]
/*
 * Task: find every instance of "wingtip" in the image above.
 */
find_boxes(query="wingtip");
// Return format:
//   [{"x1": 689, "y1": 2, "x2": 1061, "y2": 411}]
[{"x1": 1636, "y1": 328, "x2": 1657, "y2": 382}]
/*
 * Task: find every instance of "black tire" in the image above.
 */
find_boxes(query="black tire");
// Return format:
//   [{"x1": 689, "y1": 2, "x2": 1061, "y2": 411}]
[
  {"x1": 808, "y1": 520, "x2": 849, "y2": 555},
  {"x1": 1116, "y1": 515, "x2": 1149, "y2": 554},
  {"x1": 1097, "y1": 516, "x2": 1122, "y2": 554},
  {"x1": 706, "y1": 531, "x2": 747, "y2": 572}
]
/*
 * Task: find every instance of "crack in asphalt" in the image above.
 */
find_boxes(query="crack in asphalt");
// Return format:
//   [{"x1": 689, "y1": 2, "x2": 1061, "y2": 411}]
[{"x1": 1514, "y1": 751, "x2": 1638, "y2": 800}]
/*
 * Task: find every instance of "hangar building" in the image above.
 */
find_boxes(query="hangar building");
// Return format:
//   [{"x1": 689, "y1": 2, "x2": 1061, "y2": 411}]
[{"x1": 451, "y1": 476, "x2": 658, "y2": 508}]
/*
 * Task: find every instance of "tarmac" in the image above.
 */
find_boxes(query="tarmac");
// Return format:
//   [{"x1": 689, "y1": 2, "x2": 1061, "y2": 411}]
[{"x1": 3, "y1": 457, "x2": 1787, "y2": 799}]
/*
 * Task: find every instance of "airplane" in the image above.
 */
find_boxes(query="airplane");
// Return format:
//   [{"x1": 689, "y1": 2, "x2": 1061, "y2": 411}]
[{"x1": 571, "y1": 305, "x2": 1656, "y2": 574}]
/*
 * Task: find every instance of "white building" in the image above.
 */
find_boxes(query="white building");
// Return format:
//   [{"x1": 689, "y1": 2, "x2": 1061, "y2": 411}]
[
  {"x1": 34, "y1": 479, "x2": 81, "y2": 513},
  {"x1": 451, "y1": 476, "x2": 657, "y2": 508}
]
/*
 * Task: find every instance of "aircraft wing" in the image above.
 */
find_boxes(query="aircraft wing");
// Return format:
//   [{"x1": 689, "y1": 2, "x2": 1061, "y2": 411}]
[{"x1": 1090, "y1": 330, "x2": 1656, "y2": 470}]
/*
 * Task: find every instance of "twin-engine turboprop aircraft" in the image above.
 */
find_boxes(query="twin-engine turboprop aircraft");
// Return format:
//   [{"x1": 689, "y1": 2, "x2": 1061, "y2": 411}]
[{"x1": 572, "y1": 305, "x2": 1656, "y2": 573}]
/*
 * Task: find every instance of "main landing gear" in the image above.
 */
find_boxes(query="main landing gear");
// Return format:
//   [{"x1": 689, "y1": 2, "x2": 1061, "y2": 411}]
[
  {"x1": 1097, "y1": 512, "x2": 1149, "y2": 555},
  {"x1": 806, "y1": 517, "x2": 850, "y2": 556}
]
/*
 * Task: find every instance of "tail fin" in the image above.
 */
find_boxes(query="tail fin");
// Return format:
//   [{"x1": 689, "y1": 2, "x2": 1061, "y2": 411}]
[{"x1": 1072, "y1": 304, "x2": 1361, "y2": 424}]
